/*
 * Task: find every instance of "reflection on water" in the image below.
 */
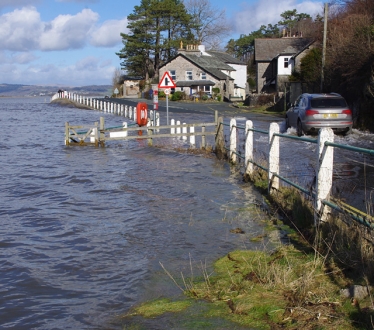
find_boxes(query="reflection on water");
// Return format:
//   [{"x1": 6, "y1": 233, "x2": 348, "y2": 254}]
[{"x1": 0, "y1": 98, "x2": 269, "y2": 329}]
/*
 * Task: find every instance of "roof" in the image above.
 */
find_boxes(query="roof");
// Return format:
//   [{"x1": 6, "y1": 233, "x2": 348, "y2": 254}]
[
  {"x1": 176, "y1": 80, "x2": 216, "y2": 87},
  {"x1": 205, "y1": 51, "x2": 246, "y2": 65},
  {"x1": 160, "y1": 51, "x2": 238, "y2": 81},
  {"x1": 119, "y1": 75, "x2": 144, "y2": 82},
  {"x1": 254, "y1": 38, "x2": 313, "y2": 62}
]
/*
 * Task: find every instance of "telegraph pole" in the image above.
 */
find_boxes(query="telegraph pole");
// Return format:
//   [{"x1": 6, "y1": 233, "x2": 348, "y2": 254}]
[{"x1": 321, "y1": 3, "x2": 328, "y2": 92}]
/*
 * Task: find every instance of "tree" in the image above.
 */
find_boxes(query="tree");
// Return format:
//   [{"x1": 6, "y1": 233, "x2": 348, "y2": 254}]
[
  {"x1": 116, "y1": 0, "x2": 194, "y2": 82},
  {"x1": 184, "y1": 0, "x2": 232, "y2": 49},
  {"x1": 278, "y1": 9, "x2": 312, "y2": 37}
]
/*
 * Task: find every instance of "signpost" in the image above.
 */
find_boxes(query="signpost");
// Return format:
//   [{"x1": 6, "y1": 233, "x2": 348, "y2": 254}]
[
  {"x1": 114, "y1": 88, "x2": 119, "y2": 97},
  {"x1": 158, "y1": 72, "x2": 176, "y2": 125}
]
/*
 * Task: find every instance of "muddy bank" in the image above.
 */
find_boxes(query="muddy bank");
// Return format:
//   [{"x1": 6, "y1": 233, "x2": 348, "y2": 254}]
[{"x1": 51, "y1": 98, "x2": 93, "y2": 110}]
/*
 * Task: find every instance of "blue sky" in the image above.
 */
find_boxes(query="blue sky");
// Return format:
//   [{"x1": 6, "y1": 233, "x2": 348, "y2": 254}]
[{"x1": 0, "y1": 0, "x2": 323, "y2": 87}]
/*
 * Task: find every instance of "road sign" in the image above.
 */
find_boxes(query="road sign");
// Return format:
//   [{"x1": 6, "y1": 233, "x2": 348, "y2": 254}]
[
  {"x1": 158, "y1": 72, "x2": 176, "y2": 88},
  {"x1": 164, "y1": 89, "x2": 170, "y2": 95}
]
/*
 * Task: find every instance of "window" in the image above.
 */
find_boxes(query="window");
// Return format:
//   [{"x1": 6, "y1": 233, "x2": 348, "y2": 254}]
[
  {"x1": 169, "y1": 70, "x2": 176, "y2": 81},
  {"x1": 284, "y1": 58, "x2": 289, "y2": 68},
  {"x1": 201, "y1": 72, "x2": 206, "y2": 80},
  {"x1": 186, "y1": 70, "x2": 193, "y2": 80},
  {"x1": 204, "y1": 85, "x2": 210, "y2": 92}
]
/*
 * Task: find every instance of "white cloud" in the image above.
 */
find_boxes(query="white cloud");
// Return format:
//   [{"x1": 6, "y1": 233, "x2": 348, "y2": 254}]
[
  {"x1": 0, "y1": 6, "x2": 127, "y2": 52},
  {"x1": 233, "y1": 0, "x2": 323, "y2": 34},
  {"x1": 89, "y1": 18, "x2": 128, "y2": 47},
  {"x1": 0, "y1": 7, "x2": 43, "y2": 51},
  {"x1": 40, "y1": 9, "x2": 99, "y2": 50}
]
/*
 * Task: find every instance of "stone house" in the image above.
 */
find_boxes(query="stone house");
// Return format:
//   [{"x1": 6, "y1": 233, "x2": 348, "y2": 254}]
[
  {"x1": 159, "y1": 44, "x2": 247, "y2": 101},
  {"x1": 120, "y1": 75, "x2": 143, "y2": 98},
  {"x1": 254, "y1": 38, "x2": 314, "y2": 93}
]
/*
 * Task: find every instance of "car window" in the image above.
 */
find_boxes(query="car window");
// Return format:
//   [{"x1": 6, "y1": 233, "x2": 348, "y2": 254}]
[
  {"x1": 311, "y1": 98, "x2": 347, "y2": 108},
  {"x1": 295, "y1": 96, "x2": 302, "y2": 107}
]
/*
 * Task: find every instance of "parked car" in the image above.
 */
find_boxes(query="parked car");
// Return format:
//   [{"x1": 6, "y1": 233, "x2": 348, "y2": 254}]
[{"x1": 285, "y1": 93, "x2": 353, "y2": 136}]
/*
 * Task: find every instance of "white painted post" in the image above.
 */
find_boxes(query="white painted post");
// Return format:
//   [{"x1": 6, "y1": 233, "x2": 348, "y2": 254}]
[
  {"x1": 123, "y1": 122, "x2": 128, "y2": 137},
  {"x1": 190, "y1": 126, "x2": 195, "y2": 147},
  {"x1": 129, "y1": 106, "x2": 132, "y2": 119},
  {"x1": 176, "y1": 120, "x2": 181, "y2": 137},
  {"x1": 156, "y1": 112, "x2": 160, "y2": 127},
  {"x1": 182, "y1": 123, "x2": 187, "y2": 140},
  {"x1": 315, "y1": 128, "x2": 334, "y2": 224},
  {"x1": 133, "y1": 107, "x2": 137, "y2": 123},
  {"x1": 245, "y1": 120, "x2": 254, "y2": 176},
  {"x1": 230, "y1": 118, "x2": 237, "y2": 164},
  {"x1": 125, "y1": 105, "x2": 128, "y2": 118},
  {"x1": 149, "y1": 110, "x2": 154, "y2": 126},
  {"x1": 121, "y1": 105, "x2": 124, "y2": 116},
  {"x1": 90, "y1": 127, "x2": 97, "y2": 143},
  {"x1": 171, "y1": 119, "x2": 175, "y2": 134},
  {"x1": 268, "y1": 122, "x2": 280, "y2": 193},
  {"x1": 100, "y1": 101, "x2": 103, "y2": 111}
]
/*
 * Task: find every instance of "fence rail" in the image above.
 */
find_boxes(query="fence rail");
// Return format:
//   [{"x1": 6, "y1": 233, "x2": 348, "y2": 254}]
[{"x1": 216, "y1": 117, "x2": 374, "y2": 228}]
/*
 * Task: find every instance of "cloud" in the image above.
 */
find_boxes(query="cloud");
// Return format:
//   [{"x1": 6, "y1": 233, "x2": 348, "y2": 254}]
[
  {"x1": 0, "y1": 7, "x2": 43, "y2": 51},
  {"x1": 233, "y1": 0, "x2": 323, "y2": 34},
  {"x1": 39, "y1": 9, "x2": 99, "y2": 50},
  {"x1": 0, "y1": 55, "x2": 115, "y2": 85},
  {"x1": 90, "y1": 18, "x2": 128, "y2": 47},
  {"x1": 0, "y1": 6, "x2": 127, "y2": 52}
]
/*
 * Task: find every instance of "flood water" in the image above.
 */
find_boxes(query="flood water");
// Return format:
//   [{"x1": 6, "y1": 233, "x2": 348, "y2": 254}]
[{"x1": 0, "y1": 97, "x2": 269, "y2": 329}]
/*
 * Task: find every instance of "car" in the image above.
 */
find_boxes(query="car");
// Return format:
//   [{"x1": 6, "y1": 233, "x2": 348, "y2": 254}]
[{"x1": 285, "y1": 93, "x2": 353, "y2": 136}]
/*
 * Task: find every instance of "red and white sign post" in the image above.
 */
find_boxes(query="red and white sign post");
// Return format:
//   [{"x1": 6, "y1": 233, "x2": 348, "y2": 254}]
[{"x1": 158, "y1": 72, "x2": 176, "y2": 125}]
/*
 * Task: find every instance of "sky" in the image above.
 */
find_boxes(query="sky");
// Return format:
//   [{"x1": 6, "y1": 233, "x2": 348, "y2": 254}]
[{"x1": 0, "y1": 0, "x2": 324, "y2": 87}]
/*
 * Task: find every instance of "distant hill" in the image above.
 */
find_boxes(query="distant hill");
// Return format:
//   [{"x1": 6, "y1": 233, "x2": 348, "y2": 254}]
[{"x1": 0, "y1": 83, "x2": 112, "y2": 97}]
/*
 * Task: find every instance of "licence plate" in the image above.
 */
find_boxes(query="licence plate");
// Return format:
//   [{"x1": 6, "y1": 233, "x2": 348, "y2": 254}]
[{"x1": 323, "y1": 113, "x2": 338, "y2": 119}]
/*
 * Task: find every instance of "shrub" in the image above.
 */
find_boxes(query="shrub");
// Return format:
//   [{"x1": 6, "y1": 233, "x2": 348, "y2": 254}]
[{"x1": 171, "y1": 91, "x2": 185, "y2": 101}]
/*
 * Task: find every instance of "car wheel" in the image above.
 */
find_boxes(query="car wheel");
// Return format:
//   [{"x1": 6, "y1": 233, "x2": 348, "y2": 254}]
[
  {"x1": 297, "y1": 120, "x2": 303, "y2": 137},
  {"x1": 285, "y1": 116, "x2": 290, "y2": 129}
]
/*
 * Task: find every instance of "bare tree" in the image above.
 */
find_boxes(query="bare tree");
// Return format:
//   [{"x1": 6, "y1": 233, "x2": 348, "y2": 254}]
[
  {"x1": 183, "y1": 0, "x2": 232, "y2": 49},
  {"x1": 112, "y1": 67, "x2": 123, "y2": 96}
]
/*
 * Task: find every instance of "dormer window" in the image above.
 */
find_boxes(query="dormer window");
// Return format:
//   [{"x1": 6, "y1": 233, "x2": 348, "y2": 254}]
[
  {"x1": 284, "y1": 58, "x2": 289, "y2": 68},
  {"x1": 201, "y1": 72, "x2": 206, "y2": 80}
]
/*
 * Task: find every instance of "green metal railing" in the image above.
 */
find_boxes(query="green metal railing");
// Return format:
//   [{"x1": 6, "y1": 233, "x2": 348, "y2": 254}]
[{"x1": 224, "y1": 119, "x2": 374, "y2": 228}]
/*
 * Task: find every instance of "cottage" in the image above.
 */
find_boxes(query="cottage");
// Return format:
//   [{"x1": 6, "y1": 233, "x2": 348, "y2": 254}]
[
  {"x1": 120, "y1": 75, "x2": 143, "y2": 98},
  {"x1": 254, "y1": 38, "x2": 314, "y2": 93},
  {"x1": 159, "y1": 44, "x2": 247, "y2": 101}
]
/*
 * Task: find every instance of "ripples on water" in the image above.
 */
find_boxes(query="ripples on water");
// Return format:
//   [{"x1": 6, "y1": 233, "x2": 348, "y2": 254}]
[{"x1": 0, "y1": 98, "x2": 269, "y2": 329}]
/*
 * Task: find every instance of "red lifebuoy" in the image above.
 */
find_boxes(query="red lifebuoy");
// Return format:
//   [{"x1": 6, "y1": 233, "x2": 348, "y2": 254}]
[{"x1": 136, "y1": 103, "x2": 148, "y2": 127}]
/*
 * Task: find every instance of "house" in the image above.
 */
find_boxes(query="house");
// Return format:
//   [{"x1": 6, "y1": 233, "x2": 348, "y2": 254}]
[
  {"x1": 120, "y1": 75, "x2": 144, "y2": 98},
  {"x1": 159, "y1": 44, "x2": 247, "y2": 101},
  {"x1": 254, "y1": 38, "x2": 314, "y2": 93}
]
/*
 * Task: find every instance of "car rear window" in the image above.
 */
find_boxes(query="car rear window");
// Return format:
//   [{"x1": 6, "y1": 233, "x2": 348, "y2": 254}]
[{"x1": 311, "y1": 98, "x2": 347, "y2": 108}]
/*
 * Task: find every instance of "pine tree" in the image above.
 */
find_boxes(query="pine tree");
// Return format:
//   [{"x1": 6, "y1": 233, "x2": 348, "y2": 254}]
[{"x1": 116, "y1": 0, "x2": 194, "y2": 82}]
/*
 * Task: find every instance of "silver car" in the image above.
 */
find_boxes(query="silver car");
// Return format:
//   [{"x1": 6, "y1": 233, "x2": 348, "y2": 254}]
[{"x1": 285, "y1": 93, "x2": 353, "y2": 136}]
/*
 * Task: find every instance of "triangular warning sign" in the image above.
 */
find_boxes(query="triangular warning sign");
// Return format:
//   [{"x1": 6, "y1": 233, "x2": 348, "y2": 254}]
[{"x1": 158, "y1": 72, "x2": 176, "y2": 88}]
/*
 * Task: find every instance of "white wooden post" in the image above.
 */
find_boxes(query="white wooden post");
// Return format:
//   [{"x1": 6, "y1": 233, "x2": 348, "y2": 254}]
[
  {"x1": 149, "y1": 110, "x2": 154, "y2": 126},
  {"x1": 176, "y1": 120, "x2": 181, "y2": 136},
  {"x1": 268, "y1": 122, "x2": 280, "y2": 193},
  {"x1": 245, "y1": 120, "x2": 254, "y2": 176},
  {"x1": 190, "y1": 126, "x2": 195, "y2": 147},
  {"x1": 315, "y1": 128, "x2": 334, "y2": 224},
  {"x1": 182, "y1": 123, "x2": 187, "y2": 140},
  {"x1": 90, "y1": 127, "x2": 97, "y2": 143},
  {"x1": 156, "y1": 112, "x2": 160, "y2": 127},
  {"x1": 129, "y1": 106, "x2": 132, "y2": 119},
  {"x1": 230, "y1": 118, "x2": 237, "y2": 164},
  {"x1": 100, "y1": 101, "x2": 103, "y2": 111},
  {"x1": 171, "y1": 119, "x2": 175, "y2": 134},
  {"x1": 134, "y1": 107, "x2": 137, "y2": 122}
]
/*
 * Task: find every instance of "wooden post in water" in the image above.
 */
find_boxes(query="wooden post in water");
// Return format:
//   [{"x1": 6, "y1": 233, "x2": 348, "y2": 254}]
[
  {"x1": 245, "y1": 120, "x2": 254, "y2": 177},
  {"x1": 268, "y1": 122, "x2": 280, "y2": 193},
  {"x1": 215, "y1": 117, "x2": 225, "y2": 159},
  {"x1": 100, "y1": 117, "x2": 105, "y2": 147},
  {"x1": 65, "y1": 122, "x2": 70, "y2": 146},
  {"x1": 229, "y1": 119, "x2": 236, "y2": 163}
]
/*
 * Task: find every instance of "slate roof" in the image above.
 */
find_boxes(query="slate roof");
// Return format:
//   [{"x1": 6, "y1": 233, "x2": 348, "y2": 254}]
[
  {"x1": 176, "y1": 80, "x2": 216, "y2": 87},
  {"x1": 254, "y1": 38, "x2": 314, "y2": 62},
  {"x1": 205, "y1": 51, "x2": 246, "y2": 65},
  {"x1": 160, "y1": 52, "x2": 237, "y2": 81}
]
